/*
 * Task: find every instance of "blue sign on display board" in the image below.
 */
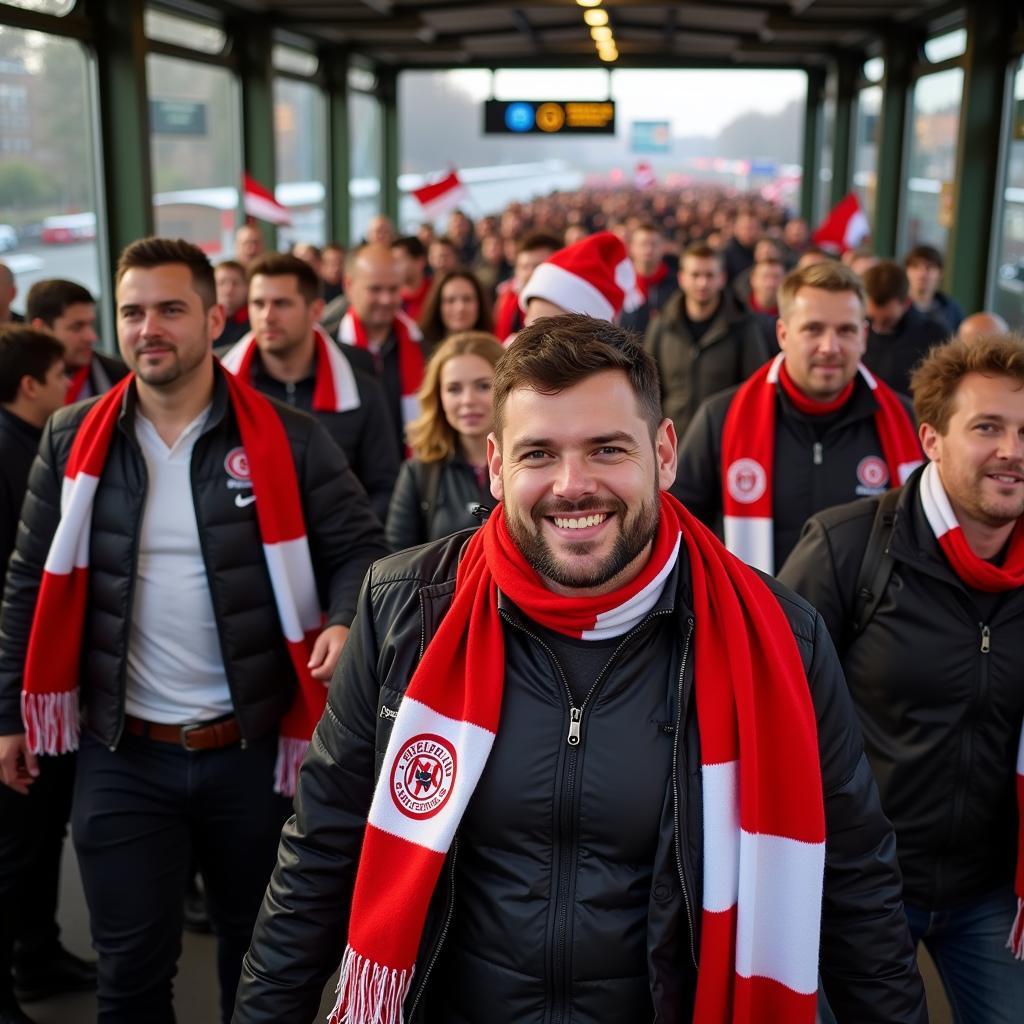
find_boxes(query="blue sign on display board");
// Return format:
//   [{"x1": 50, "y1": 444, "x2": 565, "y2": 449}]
[
  {"x1": 505, "y1": 102, "x2": 535, "y2": 133},
  {"x1": 631, "y1": 120, "x2": 671, "y2": 154},
  {"x1": 749, "y1": 159, "x2": 780, "y2": 177}
]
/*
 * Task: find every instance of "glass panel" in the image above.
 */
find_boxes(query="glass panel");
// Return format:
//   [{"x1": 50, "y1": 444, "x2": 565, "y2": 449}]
[
  {"x1": 348, "y1": 89, "x2": 381, "y2": 244},
  {"x1": 147, "y1": 53, "x2": 242, "y2": 256},
  {"x1": 990, "y1": 58, "x2": 1024, "y2": 329},
  {"x1": 144, "y1": 7, "x2": 226, "y2": 54},
  {"x1": 0, "y1": 25, "x2": 104, "y2": 321},
  {"x1": 272, "y1": 44, "x2": 318, "y2": 77},
  {"x1": 901, "y1": 68, "x2": 963, "y2": 254},
  {"x1": 0, "y1": 0, "x2": 75, "y2": 14},
  {"x1": 863, "y1": 57, "x2": 885, "y2": 84},
  {"x1": 852, "y1": 85, "x2": 882, "y2": 232},
  {"x1": 924, "y1": 28, "x2": 967, "y2": 64},
  {"x1": 817, "y1": 82, "x2": 837, "y2": 224},
  {"x1": 274, "y1": 76, "x2": 327, "y2": 247},
  {"x1": 493, "y1": 68, "x2": 609, "y2": 100},
  {"x1": 348, "y1": 66, "x2": 376, "y2": 93}
]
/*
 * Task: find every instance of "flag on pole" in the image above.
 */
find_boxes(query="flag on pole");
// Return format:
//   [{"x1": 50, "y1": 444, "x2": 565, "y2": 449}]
[
  {"x1": 634, "y1": 161, "x2": 657, "y2": 189},
  {"x1": 411, "y1": 170, "x2": 467, "y2": 222},
  {"x1": 242, "y1": 173, "x2": 292, "y2": 226},
  {"x1": 812, "y1": 193, "x2": 869, "y2": 254}
]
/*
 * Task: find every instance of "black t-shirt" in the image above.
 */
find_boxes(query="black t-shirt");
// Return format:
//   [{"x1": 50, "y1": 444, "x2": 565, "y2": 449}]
[
  {"x1": 533, "y1": 623, "x2": 626, "y2": 706},
  {"x1": 684, "y1": 309, "x2": 715, "y2": 345}
]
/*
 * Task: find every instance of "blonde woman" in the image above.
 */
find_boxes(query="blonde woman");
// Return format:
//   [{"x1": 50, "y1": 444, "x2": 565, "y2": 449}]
[{"x1": 385, "y1": 331, "x2": 504, "y2": 551}]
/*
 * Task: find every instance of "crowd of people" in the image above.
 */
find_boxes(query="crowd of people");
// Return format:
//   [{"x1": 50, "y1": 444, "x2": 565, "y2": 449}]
[{"x1": 0, "y1": 183, "x2": 1020, "y2": 1024}]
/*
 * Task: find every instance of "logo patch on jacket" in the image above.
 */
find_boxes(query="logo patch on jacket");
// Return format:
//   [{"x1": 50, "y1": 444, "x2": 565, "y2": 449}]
[
  {"x1": 856, "y1": 455, "x2": 889, "y2": 495},
  {"x1": 224, "y1": 446, "x2": 254, "y2": 495},
  {"x1": 390, "y1": 733, "x2": 457, "y2": 821}
]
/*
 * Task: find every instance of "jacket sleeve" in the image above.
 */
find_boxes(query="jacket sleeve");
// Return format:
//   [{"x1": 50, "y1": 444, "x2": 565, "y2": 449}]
[
  {"x1": 233, "y1": 569, "x2": 384, "y2": 1024},
  {"x1": 384, "y1": 460, "x2": 425, "y2": 553},
  {"x1": 352, "y1": 375, "x2": 400, "y2": 524},
  {"x1": 0, "y1": 421, "x2": 64, "y2": 735},
  {"x1": 804, "y1": 608, "x2": 927, "y2": 1022},
  {"x1": 300, "y1": 419, "x2": 388, "y2": 628},
  {"x1": 739, "y1": 317, "x2": 772, "y2": 377},
  {"x1": 671, "y1": 398, "x2": 723, "y2": 529}
]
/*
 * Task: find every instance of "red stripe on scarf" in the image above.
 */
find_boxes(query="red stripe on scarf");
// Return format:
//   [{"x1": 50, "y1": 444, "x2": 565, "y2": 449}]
[
  {"x1": 635, "y1": 261, "x2": 669, "y2": 301},
  {"x1": 64, "y1": 364, "x2": 91, "y2": 405},
  {"x1": 778, "y1": 361, "x2": 853, "y2": 415},
  {"x1": 493, "y1": 287, "x2": 522, "y2": 342},
  {"x1": 342, "y1": 309, "x2": 424, "y2": 406}
]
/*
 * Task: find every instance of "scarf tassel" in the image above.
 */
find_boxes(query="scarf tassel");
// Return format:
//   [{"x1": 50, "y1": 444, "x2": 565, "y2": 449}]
[
  {"x1": 274, "y1": 736, "x2": 309, "y2": 798},
  {"x1": 21, "y1": 690, "x2": 79, "y2": 755},
  {"x1": 1008, "y1": 898, "x2": 1024, "y2": 960},
  {"x1": 329, "y1": 945, "x2": 414, "y2": 1024}
]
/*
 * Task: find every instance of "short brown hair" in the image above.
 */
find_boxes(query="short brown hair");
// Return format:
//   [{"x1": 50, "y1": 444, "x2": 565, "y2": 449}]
[
  {"x1": 682, "y1": 242, "x2": 721, "y2": 265},
  {"x1": 518, "y1": 232, "x2": 561, "y2": 256},
  {"x1": 116, "y1": 237, "x2": 215, "y2": 309},
  {"x1": 904, "y1": 244, "x2": 943, "y2": 269},
  {"x1": 215, "y1": 259, "x2": 245, "y2": 277},
  {"x1": 492, "y1": 314, "x2": 661, "y2": 440},
  {"x1": 246, "y1": 252, "x2": 321, "y2": 303},
  {"x1": 911, "y1": 334, "x2": 1024, "y2": 434},
  {"x1": 26, "y1": 279, "x2": 94, "y2": 325},
  {"x1": 0, "y1": 325, "x2": 65, "y2": 403},
  {"x1": 862, "y1": 261, "x2": 909, "y2": 305},
  {"x1": 778, "y1": 261, "x2": 865, "y2": 319}
]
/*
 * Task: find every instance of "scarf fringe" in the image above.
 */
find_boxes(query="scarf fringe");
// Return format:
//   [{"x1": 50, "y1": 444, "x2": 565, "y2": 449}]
[
  {"x1": 1008, "y1": 898, "x2": 1024, "y2": 960},
  {"x1": 21, "y1": 690, "x2": 79, "y2": 755},
  {"x1": 328, "y1": 946, "x2": 413, "y2": 1024},
  {"x1": 274, "y1": 736, "x2": 309, "y2": 797}
]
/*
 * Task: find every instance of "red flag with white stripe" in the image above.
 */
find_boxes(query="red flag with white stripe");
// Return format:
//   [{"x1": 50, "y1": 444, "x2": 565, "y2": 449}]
[
  {"x1": 242, "y1": 172, "x2": 292, "y2": 226},
  {"x1": 411, "y1": 170, "x2": 467, "y2": 221},
  {"x1": 812, "y1": 192, "x2": 869, "y2": 254}
]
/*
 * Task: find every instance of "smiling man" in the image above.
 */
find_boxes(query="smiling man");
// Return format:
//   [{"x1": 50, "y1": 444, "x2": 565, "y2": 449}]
[
  {"x1": 780, "y1": 334, "x2": 1024, "y2": 1020},
  {"x1": 674, "y1": 261, "x2": 921, "y2": 573},
  {"x1": 233, "y1": 314, "x2": 925, "y2": 1024}
]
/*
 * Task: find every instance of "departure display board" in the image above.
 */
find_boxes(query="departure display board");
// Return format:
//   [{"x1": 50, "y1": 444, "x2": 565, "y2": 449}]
[{"x1": 484, "y1": 100, "x2": 616, "y2": 135}]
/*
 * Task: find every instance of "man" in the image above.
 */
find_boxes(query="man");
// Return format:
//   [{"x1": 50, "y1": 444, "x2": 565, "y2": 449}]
[
  {"x1": 863, "y1": 261, "x2": 949, "y2": 393},
  {"x1": 730, "y1": 237, "x2": 783, "y2": 308},
  {"x1": 234, "y1": 223, "x2": 265, "y2": 265},
  {"x1": 904, "y1": 244, "x2": 965, "y2": 335},
  {"x1": 26, "y1": 279, "x2": 128, "y2": 403},
  {"x1": 338, "y1": 244, "x2": 425, "y2": 460},
  {"x1": 644, "y1": 242, "x2": 771, "y2": 442},
  {"x1": 233, "y1": 315, "x2": 925, "y2": 1024},
  {"x1": 391, "y1": 236, "x2": 431, "y2": 322},
  {"x1": 779, "y1": 335, "x2": 1024, "y2": 1021},
  {"x1": 782, "y1": 216, "x2": 810, "y2": 263},
  {"x1": 0, "y1": 265, "x2": 22, "y2": 326},
  {"x1": 220, "y1": 252, "x2": 399, "y2": 521},
  {"x1": 746, "y1": 256, "x2": 785, "y2": 324},
  {"x1": 959, "y1": 310, "x2": 1009, "y2": 345},
  {"x1": 721, "y1": 211, "x2": 761, "y2": 282},
  {"x1": 0, "y1": 327, "x2": 81, "y2": 1024},
  {"x1": 0, "y1": 238, "x2": 387, "y2": 1023},
  {"x1": 492, "y1": 232, "x2": 560, "y2": 341},
  {"x1": 427, "y1": 236, "x2": 459, "y2": 278},
  {"x1": 620, "y1": 222, "x2": 677, "y2": 336},
  {"x1": 320, "y1": 243, "x2": 345, "y2": 305},
  {"x1": 674, "y1": 262, "x2": 921, "y2": 574},
  {"x1": 213, "y1": 260, "x2": 250, "y2": 348},
  {"x1": 365, "y1": 215, "x2": 396, "y2": 248},
  {"x1": 446, "y1": 209, "x2": 477, "y2": 266}
]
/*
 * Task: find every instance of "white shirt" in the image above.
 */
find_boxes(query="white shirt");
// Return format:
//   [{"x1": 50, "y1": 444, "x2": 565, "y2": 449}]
[{"x1": 124, "y1": 406, "x2": 233, "y2": 723}]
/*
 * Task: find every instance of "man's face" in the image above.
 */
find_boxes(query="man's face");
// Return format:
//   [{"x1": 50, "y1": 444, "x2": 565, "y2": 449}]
[
  {"x1": 33, "y1": 358, "x2": 69, "y2": 417},
  {"x1": 777, "y1": 287, "x2": 866, "y2": 401},
  {"x1": 906, "y1": 259, "x2": 941, "y2": 302},
  {"x1": 116, "y1": 264, "x2": 222, "y2": 388},
  {"x1": 514, "y1": 247, "x2": 555, "y2": 290},
  {"x1": 921, "y1": 373, "x2": 1024, "y2": 529},
  {"x1": 49, "y1": 302, "x2": 98, "y2": 371},
  {"x1": 428, "y1": 242, "x2": 457, "y2": 276},
  {"x1": 235, "y1": 226, "x2": 264, "y2": 264},
  {"x1": 215, "y1": 268, "x2": 247, "y2": 317},
  {"x1": 366, "y1": 215, "x2": 395, "y2": 246},
  {"x1": 866, "y1": 296, "x2": 909, "y2": 335},
  {"x1": 750, "y1": 263, "x2": 784, "y2": 309},
  {"x1": 629, "y1": 230, "x2": 662, "y2": 273},
  {"x1": 321, "y1": 247, "x2": 344, "y2": 283},
  {"x1": 735, "y1": 215, "x2": 761, "y2": 247},
  {"x1": 679, "y1": 256, "x2": 724, "y2": 307},
  {"x1": 248, "y1": 274, "x2": 321, "y2": 357},
  {"x1": 345, "y1": 252, "x2": 401, "y2": 331},
  {"x1": 784, "y1": 219, "x2": 809, "y2": 249},
  {"x1": 488, "y1": 369, "x2": 677, "y2": 596}
]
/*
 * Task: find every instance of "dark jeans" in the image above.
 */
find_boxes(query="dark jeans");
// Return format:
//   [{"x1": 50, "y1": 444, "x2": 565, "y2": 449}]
[
  {"x1": 71, "y1": 728, "x2": 289, "y2": 1024},
  {"x1": 0, "y1": 753, "x2": 75, "y2": 1008}
]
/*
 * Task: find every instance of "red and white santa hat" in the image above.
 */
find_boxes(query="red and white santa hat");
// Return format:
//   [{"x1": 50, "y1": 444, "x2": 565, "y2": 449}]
[{"x1": 519, "y1": 230, "x2": 641, "y2": 321}]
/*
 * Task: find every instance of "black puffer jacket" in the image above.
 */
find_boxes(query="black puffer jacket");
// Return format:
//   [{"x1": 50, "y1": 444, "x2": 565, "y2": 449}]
[
  {"x1": 778, "y1": 468, "x2": 1024, "y2": 910},
  {"x1": 234, "y1": 532, "x2": 925, "y2": 1024},
  {"x1": 0, "y1": 369, "x2": 388, "y2": 744}
]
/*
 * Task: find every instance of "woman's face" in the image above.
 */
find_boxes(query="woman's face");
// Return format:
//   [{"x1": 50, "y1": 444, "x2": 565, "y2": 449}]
[
  {"x1": 440, "y1": 277, "x2": 480, "y2": 334},
  {"x1": 439, "y1": 354, "x2": 495, "y2": 442}
]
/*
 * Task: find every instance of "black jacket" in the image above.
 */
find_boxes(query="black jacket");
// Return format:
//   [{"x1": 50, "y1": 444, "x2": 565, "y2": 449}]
[
  {"x1": 864, "y1": 306, "x2": 949, "y2": 394},
  {"x1": 336, "y1": 333, "x2": 408, "y2": 464},
  {"x1": 643, "y1": 291, "x2": 771, "y2": 442},
  {"x1": 384, "y1": 454, "x2": 491, "y2": 552},
  {"x1": 0, "y1": 408, "x2": 40, "y2": 588},
  {"x1": 0, "y1": 368, "x2": 388, "y2": 744},
  {"x1": 674, "y1": 374, "x2": 916, "y2": 572},
  {"x1": 234, "y1": 531, "x2": 925, "y2": 1024},
  {"x1": 620, "y1": 268, "x2": 679, "y2": 338},
  {"x1": 778, "y1": 468, "x2": 1024, "y2": 910},
  {"x1": 87, "y1": 350, "x2": 129, "y2": 396}
]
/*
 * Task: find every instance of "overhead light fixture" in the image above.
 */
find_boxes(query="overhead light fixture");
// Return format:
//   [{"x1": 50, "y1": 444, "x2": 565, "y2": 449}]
[
  {"x1": 576, "y1": 0, "x2": 602, "y2": 8},
  {"x1": 598, "y1": 48, "x2": 618, "y2": 62},
  {"x1": 583, "y1": 9, "x2": 608, "y2": 26},
  {"x1": 591, "y1": 26, "x2": 613, "y2": 42}
]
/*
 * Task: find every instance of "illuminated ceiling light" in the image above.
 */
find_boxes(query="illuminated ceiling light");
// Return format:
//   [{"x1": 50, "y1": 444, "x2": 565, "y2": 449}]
[
  {"x1": 591, "y1": 26, "x2": 613, "y2": 42},
  {"x1": 598, "y1": 48, "x2": 618, "y2": 62},
  {"x1": 576, "y1": 0, "x2": 602, "y2": 7},
  {"x1": 597, "y1": 43, "x2": 617, "y2": 57},
  {"x1": 583, "y1": 9, "x2": 609, "y2": 26}
]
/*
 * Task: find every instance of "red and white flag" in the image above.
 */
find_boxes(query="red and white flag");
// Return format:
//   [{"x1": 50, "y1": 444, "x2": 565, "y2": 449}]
[
  {"x1": 242, "y1": 172, "x2": 292, "y2": 226},
  {"x1": 634, "y1": 161, "x2": 657, "y2": 189},
  {"x1": 411, "y1": 169, "x2": 467, "y2": 221},
  {"x1": 812, "y1": 192, "x2": 869, "y2": 254}
]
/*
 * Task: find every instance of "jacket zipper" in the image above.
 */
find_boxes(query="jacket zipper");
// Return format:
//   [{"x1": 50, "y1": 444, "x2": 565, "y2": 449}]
[
  {"x1": 671, "y1": 617, "x2": 698, "y2": 969},
  {"x1": 406, "y1": 839, "x2": 458, "y2": 1019},
  {"x1": 812, "y1": 441, "x2": 823, "y2": 466}
]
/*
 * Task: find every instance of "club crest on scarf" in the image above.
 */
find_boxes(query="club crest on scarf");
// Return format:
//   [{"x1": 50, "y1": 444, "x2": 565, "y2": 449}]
[
  {"x1": 856, "y1": 455, "x2": 889, "y2": 493},
  {"x1": 726, "y1": 458, "x2": 767, "y2": 504},
  {"x1": 390, "y1": 733, "x2": 458, "y2": 820}
]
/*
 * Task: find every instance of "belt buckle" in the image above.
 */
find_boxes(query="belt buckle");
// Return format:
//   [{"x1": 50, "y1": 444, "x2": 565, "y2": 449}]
[{"x1": 179, "y1": 722, "x2": 202, "y2": 751}]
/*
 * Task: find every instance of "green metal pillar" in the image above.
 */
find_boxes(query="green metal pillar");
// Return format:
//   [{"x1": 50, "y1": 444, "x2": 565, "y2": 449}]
[
  {"x1": 234, "y1": 18, "x2": 277, "y2": 248},
  {"x1": 378, "y1": 68, "x2": 400, "y2": 225},
  {"x1": 946, "y1": 6, "x2": 1013, "y2": 313},
  {"x1": 800, "y1": 68, "x2": 825, "y2": 224},
  {"x1": 830, "y1": 56, "x2": 859, "y2": 207},
  {"x1": 325, "y1": 50, "x2": 351, "y2": 246},
  {"x1": 873, "y1": 36, "x2": 915, "y2": 257},
  {"x1": 90, "y1": 0, "x2": 153, "y2": 272}
]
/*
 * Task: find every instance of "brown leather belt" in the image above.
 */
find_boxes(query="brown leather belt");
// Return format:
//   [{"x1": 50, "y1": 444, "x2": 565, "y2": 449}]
[{"x1": 123, "y1": 714, "x2": 241, "y2": 751}]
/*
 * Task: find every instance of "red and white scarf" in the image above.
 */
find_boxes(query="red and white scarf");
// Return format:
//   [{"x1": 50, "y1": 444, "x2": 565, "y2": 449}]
[
  {"x1": 20, "y1": 370, "x2": 326, "y2": 796},
  {"x1": 919, "y1": 460, "x2": 1024, "y2": 958},
  {"x1": 330, "y1": 491, "x2": 825, "y2": 1023},
  {"x1": 219, "y1": 324, "x2": 361, "y2": 413},
  {"x1": 721, "y1": 353, "x2": 922, "y2": 573},
  {"x1": 635, "y1": 261, "x2": 670, "y2": 302},
  {"x1": 338, "y1": 309, "x2": 423, "y2": 432}
]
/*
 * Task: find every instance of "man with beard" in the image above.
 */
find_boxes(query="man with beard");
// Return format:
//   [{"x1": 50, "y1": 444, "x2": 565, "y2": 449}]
[
  {"x1": 780, "y1": 335, "x2": 1024, "y2": 1021},
  {"x1": 233, "y1": 315, "x2": 925, "y2": 1024}
]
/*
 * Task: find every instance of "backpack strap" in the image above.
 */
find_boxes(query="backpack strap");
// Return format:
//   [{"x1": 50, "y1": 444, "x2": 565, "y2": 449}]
[{"x1": 849, "y1": 486, "x2": 902, "y2": 641}]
